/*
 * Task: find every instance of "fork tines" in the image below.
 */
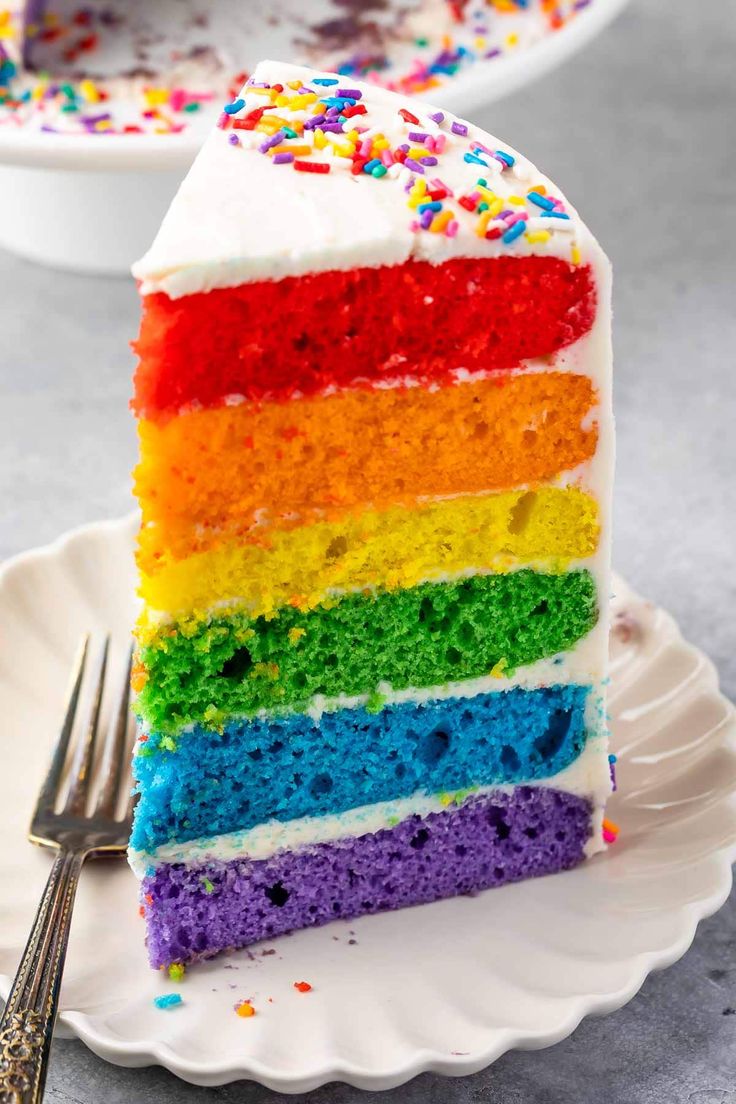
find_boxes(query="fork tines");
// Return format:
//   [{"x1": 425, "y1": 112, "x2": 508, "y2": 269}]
[{"x1": 29, "y1": 636, "x2": 135, "y2": 852}]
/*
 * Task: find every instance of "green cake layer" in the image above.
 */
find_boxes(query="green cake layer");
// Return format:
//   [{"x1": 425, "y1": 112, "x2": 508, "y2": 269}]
[{"x1": 137, "y1": 569, "x2": 598, "y2": 731}]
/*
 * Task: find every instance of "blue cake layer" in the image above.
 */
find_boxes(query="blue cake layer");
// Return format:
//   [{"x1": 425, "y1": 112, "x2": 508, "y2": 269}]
[{"x1": 131, "y1": 684, "x2": 592, "y2": 853}]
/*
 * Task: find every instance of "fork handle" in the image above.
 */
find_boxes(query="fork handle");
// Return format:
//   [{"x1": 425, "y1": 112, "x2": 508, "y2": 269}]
[{"x1": 0, "y1": 849, "x2": 84, "y2": 1103}]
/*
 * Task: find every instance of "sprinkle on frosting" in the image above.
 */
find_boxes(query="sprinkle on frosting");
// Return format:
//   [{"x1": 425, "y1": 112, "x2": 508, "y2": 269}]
[{"x1": 215, "y1": 69, "x2": 579, "y2": 256}]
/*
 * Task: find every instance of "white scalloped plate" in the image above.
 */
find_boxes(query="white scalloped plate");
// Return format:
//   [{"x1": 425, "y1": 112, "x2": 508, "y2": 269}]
[{"x1": 1, "y1": 515, "x2": 735, "y2": 1093}]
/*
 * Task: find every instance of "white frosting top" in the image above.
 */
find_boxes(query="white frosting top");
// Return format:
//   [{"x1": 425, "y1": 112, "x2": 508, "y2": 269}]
[{"x1": 133, "y1": 58, "x2": 601, "y2": 298}]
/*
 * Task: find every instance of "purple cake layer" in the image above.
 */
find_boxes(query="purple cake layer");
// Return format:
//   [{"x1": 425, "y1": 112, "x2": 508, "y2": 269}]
[{"x1": 142, "y1": 786, "x2": 593, "y2": 967}]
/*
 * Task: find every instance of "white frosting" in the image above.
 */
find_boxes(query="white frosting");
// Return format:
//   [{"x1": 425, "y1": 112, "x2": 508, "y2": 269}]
[
  {"x1": 144, "y1": 548, "x2": 602, "y2": 631},
  {"x1": 129, "y1": 734, "x2": 610, "y2": 876},
  {"x1": 133, "y1": 59, "x2": 597, "y2": 298},
  {"x1": 289, "y1": 637, "x2": 608, "y2": 724},
  {"x1": 141, "y1": 630, "x2": 608, "y2": 738}
]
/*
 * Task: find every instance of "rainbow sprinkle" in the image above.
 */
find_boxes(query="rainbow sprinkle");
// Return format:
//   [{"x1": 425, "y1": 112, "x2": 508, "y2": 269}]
[
  {"x1": 153, "y1": 993, "x2": 183, "y2": 1010},
  {"x1": 0, "y1": 5, "x2": 240, "y2": 136},
  {"x1": 218, "y1": 73, "x2": 580, "y2": 257},
  {"x1": 332, "y1": 0, "x2": 594, "y2": 97},
  {"x1": 0, "y1": 1, "x2": 596, "y2": 139},
  {"x1": 602, "y1": 817, "x2": 619, "y2": 844}
]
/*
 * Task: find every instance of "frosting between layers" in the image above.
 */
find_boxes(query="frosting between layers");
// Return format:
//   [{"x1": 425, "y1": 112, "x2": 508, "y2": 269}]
[
  {"x1": 134, "y1": 568, "x2": 599, "y2": 730},
  {"x1": 135, "y1": 370, "x2": 599, "y2": 560},
  {"x1": 140, "y1": 784, "x2": 596, "y2": 967},
  {"x1": 142, "y1": 626, "x2": 611, "y2": 734},
  {"x1": 133, "y1": 258, "x2": 596, "y2": 419},
  {"x1": 130, "y1": 733, "x2": 610, "y2": 875},
  {"x1": 137, "y1": 486, "x2": 600, "y2": 627},
  {"x1": 294, "y1": 630, "x2": 611, "y2": 722},
  {"x1": 131, "y1": 683, "x2": 596, "y2": 852},
  {"x1": 133, "y1": 60, "x2": 596, "y2": 298}
]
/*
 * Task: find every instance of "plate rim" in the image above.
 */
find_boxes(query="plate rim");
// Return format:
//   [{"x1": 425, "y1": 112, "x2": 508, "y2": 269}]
[{"x1": 1, "y1": 512, "x2": 735, "y2": 1093}]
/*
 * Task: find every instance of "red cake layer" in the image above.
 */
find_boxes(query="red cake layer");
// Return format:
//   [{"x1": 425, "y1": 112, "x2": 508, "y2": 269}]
[{"x1": 133, "y1": 256, "x2": 596, "y2": 418}]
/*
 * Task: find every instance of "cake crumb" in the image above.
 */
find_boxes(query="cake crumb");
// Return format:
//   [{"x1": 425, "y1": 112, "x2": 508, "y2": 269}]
[
  {"x1": 294, "y1": 981, "x2": 312, "y2": 993},
  {"x1": 235, "y1": 999, "x2": 256, "y2": 1018}
]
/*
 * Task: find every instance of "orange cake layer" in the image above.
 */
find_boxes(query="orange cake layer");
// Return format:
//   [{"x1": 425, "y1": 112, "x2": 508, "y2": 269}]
[{"x1": 136, "y1": 371, "x2": 599, "y2": 563}]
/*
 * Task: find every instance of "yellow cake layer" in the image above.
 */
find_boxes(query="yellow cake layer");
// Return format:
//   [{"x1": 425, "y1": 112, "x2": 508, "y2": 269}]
[{"x1": 137, "y1": 486, "x2": 600, "y2": 639}]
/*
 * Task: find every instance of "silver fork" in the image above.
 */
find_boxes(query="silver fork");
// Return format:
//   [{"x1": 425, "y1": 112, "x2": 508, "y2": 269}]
[{"x1": 0, "y1": 636, "x2": 134, "y2": 1104}]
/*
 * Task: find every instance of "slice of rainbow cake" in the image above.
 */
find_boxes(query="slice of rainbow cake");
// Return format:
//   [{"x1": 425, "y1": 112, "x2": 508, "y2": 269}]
[{"x1": 128, "y1": 60, "x2": 614, "y2": 968}]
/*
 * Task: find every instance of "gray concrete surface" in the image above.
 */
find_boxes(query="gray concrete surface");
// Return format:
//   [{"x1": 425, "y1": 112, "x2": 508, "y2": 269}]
[{"x1": 1, "y1": 0, "x2": 735, "y2": 1100}]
